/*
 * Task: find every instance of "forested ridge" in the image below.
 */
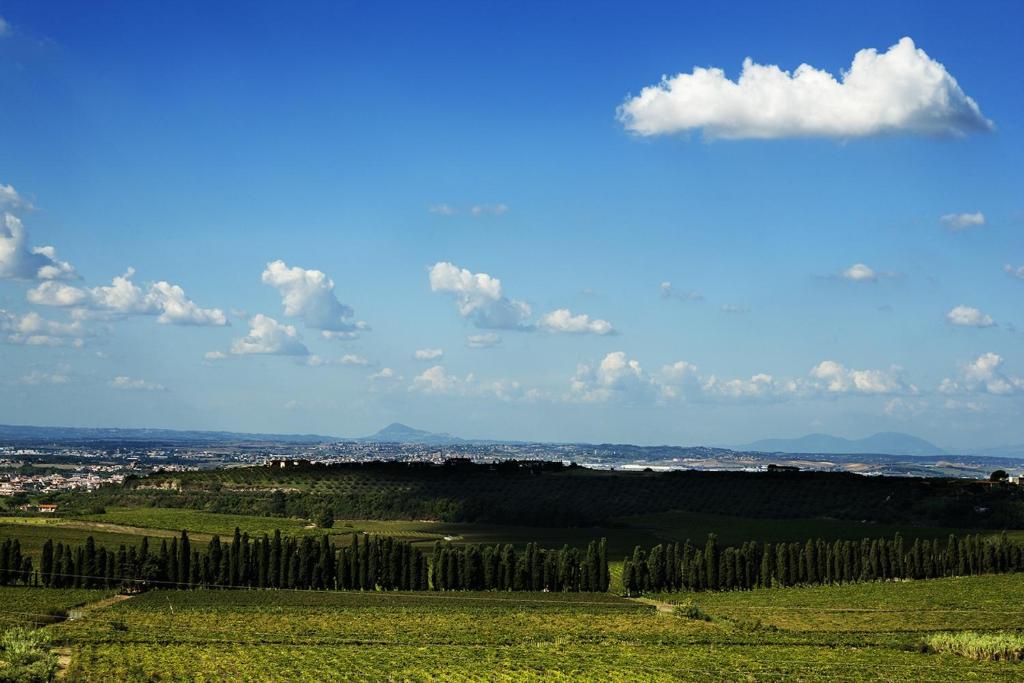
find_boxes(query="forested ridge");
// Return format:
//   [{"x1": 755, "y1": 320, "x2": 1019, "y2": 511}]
[{"x1": 51, "y1": 461, "x2": 1024, "y2": 529}]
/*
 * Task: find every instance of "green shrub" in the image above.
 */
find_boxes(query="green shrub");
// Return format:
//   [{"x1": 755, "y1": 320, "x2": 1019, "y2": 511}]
[
  {"x1": 925, "y1": 631, "x2": 1024, "y2": 662},
  {"x1": 0, "y1": 627, "x2": 58, "y2": 682}
]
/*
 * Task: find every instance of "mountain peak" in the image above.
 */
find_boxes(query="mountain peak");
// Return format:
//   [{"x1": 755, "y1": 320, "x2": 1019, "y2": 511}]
[
  {"x1": 738, "y1": 431, "x2": 946, "y2": 457},
  {"x1": 363, "y1": 423, "x2": 464, "y2": 444}
]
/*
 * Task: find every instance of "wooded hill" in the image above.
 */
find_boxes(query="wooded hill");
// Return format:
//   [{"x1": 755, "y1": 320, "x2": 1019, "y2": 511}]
[{"x1": 49, "y1": 460, "x2": 1024, "y2": 530}]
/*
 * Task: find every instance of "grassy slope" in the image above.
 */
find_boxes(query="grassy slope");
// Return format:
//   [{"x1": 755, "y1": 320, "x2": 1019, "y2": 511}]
[{"x1": 40, "y1": 573, "x2": 1024, "y2": 681}]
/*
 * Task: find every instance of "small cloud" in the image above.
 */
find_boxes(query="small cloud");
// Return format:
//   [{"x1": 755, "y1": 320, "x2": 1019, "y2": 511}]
[
  {"x1": 370, "y1": 367, "x2": 402, "y2": 382},
  {"x1": 470, "y1": 203, "x2": 509, "y2": 216},
  {"x1": 230, "y1": 314, "x2": 309, "y2": 356},
  {"x1": 0, "y1": 16, "x2": 10, "y2": 37},
  {"x1": 19, "y1": 370, "x2": 70, "y2": 386},
  {"x1": 809, "y1": 360, "x2": 912, "y2": 395},
  {"x1": 940, "y1": 211, "x2": 985, "y2": 231},
  {"x1": 28, "y1": 268, "x2": 226, "y2": 326},
  {"x1": 340, "y1": 353, "x2": 369, "y2": 366},
  {"x1": 840, "y1": 263, "x2": 877, "y2": 282},
  {"x1": 429, "y1": 261, "x2": 532, "y2": 330},
  {"x1": 262, "y1": 260, "x2": 365, "y2": 333},
  {"x1": 414, "y1": 348, "x2": 444, "y2": 361},
  {"x1": 946, "y1": 305, "x2": 995, "y2": 328},
  {"x1": 537, "y1": 308, "x2": 615, "y2": 335},
  {"x1": 940, "y1": 352, "x2": 1023, "y2": 396},
  {"x1": 720, "y1": 304, "x2": 750, "y2": 314},
  {"x1": 410, "y1": 365, "x2": 472, "y2": 395},
  {"x1": 467, "y1": 333, "x2": 501, "y2": 349},
  {"x1": 428, "y1": 203, "x2": 458, "y2": 216},
  {"x1": 108, "y1": 376, "x2": 166, "y2": 392},
  {"x1": 204, "y1": 351, "x2": 227, "y2": 361},
  {"x1": 660, "y1": 281, "x2": 703, "y2": 302},
  {"x1": 1004, "y1": 264, "x2": 1024, "y2": 281}
]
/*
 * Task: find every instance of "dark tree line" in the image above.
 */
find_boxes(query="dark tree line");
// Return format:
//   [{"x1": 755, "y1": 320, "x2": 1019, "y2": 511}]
[
  {"x1": 0, "y1": 538, "x2": 33, "y2": 586},
  {"x1": 622, "y1": 532, "x2": 1024, "y2": 594},
  {"x1": 27, "y1": 529, "x2": 429, "y2": 591},
  {"x1": 430, "y1": 539, "x2": 609, "y2": 592},
  {"x1": 3, "y1": 531, "x2": 608, "y2": 592}
]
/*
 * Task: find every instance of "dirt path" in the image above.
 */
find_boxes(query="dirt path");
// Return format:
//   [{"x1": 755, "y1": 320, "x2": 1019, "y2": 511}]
[
  {"x1": 628, "y1": 596, "x2": 676, "y2": 614},
  {"x1": 53, "y1": 593, "x2": 137, "y2": 678}
]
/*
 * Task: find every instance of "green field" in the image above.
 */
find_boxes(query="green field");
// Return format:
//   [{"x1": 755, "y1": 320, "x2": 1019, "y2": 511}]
[
  {"x1": 0, "y1": 587, "x2": 112, "y2": 628},
  {"x1": 13, "y1": 573, "x2": 1012, "y2": 680}
]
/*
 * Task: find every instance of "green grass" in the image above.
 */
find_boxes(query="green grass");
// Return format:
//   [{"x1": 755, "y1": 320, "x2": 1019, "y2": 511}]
[{"x1": 35, "y1": 573, "x2": 1024, "y2": 681}]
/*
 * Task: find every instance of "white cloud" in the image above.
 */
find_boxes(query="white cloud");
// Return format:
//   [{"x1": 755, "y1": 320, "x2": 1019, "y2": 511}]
[
  {"x1": 108, "y1": 376, "x2": 166, "y2": 392},
  {"x1": 429, "y1": 261, "x2": 532, "y2": 330},
  {"x1": 568, "y1": 352, "x2": 655, "y2": 403},
  {"x1": 0, "y1": 184, "x2": 30, "y2": 210},
  {"x1": 262, "y1": 260, "x2": 365, "y2": 333},
  {"x1": 204, "y1": 351, "x2": 227, "y2": 361},
  {"x1": 940, "y1": 352, "x2": 1023, "y2": 396},
  {"x1": 470, "y1": 203, "x2": 509, "y2": 216},
  {"x1": 305, "y1": 353, "x2": 370, "y2": 367},
  {"x1": 0, "y1": 309, "x2": 87, "y2": 346},
  {"x1": 230, "y1": 314, "x2": 309, "y2": 356},
  {"x1": 370, "y1": 367, "x2": 401, "y2": 382},
  {"x1": 428, "y1": 203, "x2": 458, "y2": 216},
  {"x1": 703, "y1": 373, "x2": 781, "y2": 399},
  {"x1": 809, "y1": 360, "x2": 910, "y2": 395},
  {"x1": 0, "y1": 16, "x2": 10, "y2": 37},
  {"x1": 660, "y1": 281, "x2": 703, "y2": 301},
  {"x1": 414, "y1": 348, "x2": 444, "y2": 361},
  {"x1": 1, "y1": 212, "x2": 77, "y2": 281},
  {"x1": 467, "y1": 333, "x2": 501, "y2": 349},
  {"x1": 940, "y1": 211, "x2": 985, "y2": 231},
  {"x1": 410, "y1": 365, "x2": 472, "y2": 395},
  {"x1": 721, "y1": 304, "x2": 750, "y2": 314},
  {"x1": 537, "y1": 308, "x2": 615, "y2": 335},
  {"x1": 19, "y1": 370, "x2": 69, "y2": 386},
  {"x1": 28, "y1": 268, "x2": 226, "y2": 326},
  {"x1": 840, "y1": 263, "x2": 877, "y2": 282},
  {"x1": 946, "y1": 305, "x2": 995, "y2": 328},
  {"x1": 618, "y1": 37, "x2": 991, "y2": 140},
  {"x1": 1003, "y1": 264, "x2": 1024, "y2": 280}
]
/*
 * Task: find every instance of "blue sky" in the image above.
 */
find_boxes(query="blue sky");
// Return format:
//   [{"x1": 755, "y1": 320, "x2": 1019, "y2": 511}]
[{"x1": 1, "y1": 1, "x2": 1022, "y2": 448}]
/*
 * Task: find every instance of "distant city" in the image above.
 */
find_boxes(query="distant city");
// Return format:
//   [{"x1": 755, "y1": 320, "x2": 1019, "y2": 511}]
[{"x1": 2, "y1": 422, "x2": 1022, "y2": 497}]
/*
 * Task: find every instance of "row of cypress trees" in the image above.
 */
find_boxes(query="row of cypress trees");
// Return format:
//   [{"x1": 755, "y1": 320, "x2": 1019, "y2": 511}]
[
  {"x1": 430, "y1": 539, "x2": 609, "y2": 592},
  {"x1": 622, "y1": 532, "x2": 1024, "y2": 594},
  {"x1": 12, "y1": 530, "x2": 608, "y2": 592},
  {"x1": 31, "y1": 529, "x2": 430, "y2": 591},
  {"x1": 0, "y1": 538, "x2": 32, "y2": 586}
]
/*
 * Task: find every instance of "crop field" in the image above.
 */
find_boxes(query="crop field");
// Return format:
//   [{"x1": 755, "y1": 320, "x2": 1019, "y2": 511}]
[
  {"x1": 79, "y1": 507, "x2": 318, "y2": 537},
  {"x1": 0, "y1": 587, "x2": 111, "y2": 628},
  {"x1": 3, "y1": 573, "x2": 1008, "y2": 681}
]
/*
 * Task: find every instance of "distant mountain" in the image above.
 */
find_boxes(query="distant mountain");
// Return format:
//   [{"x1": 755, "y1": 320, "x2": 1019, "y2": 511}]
[
  {"x1": 738, "y1": 432, "x2": 947, "y2": 457},
  {"x1": 0, "y1": 423, "x2": 337, "y2": 445},
  {"x1": 360, "y1": 423, "x2": 467, "y2": 445}
]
